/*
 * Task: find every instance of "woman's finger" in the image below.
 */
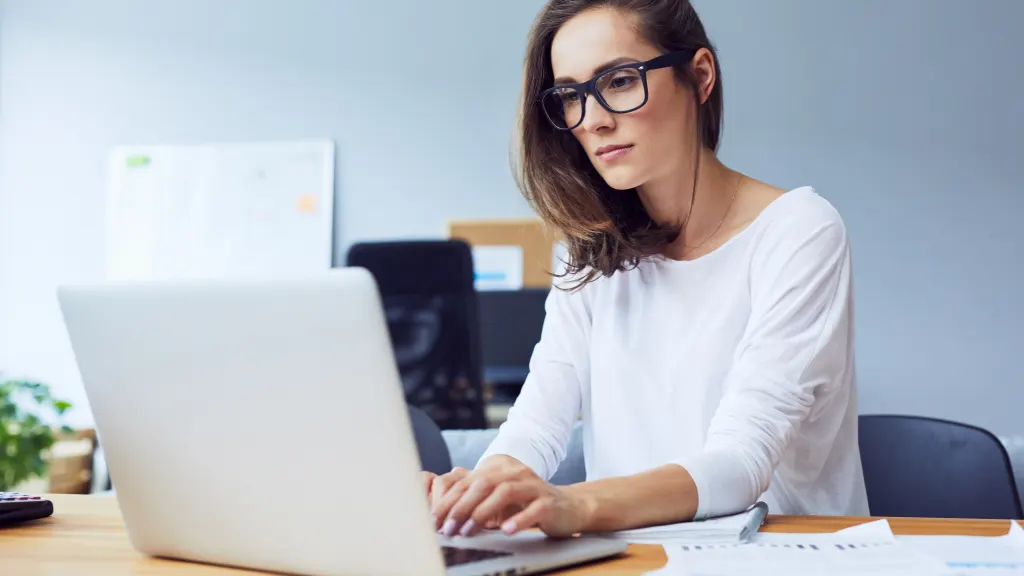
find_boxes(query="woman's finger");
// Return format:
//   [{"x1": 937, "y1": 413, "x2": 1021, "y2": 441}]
[
  {"x1": 437, "y1": 475, "x2": 500, "y2": 536},
  {"x1": 432, "y1": 479, "x2": 468, "y2": 525},
  {"x1": 423, "y1": 472, "x2": 437, "y2": 498},
  {"x1": 429, "y1": 475, "x2": 448, "y2": 511},
  {"x1": 468, "y1": 480, "x2": 536, "y2": 534},
  {"x1": 434, "y1": 465, "x2": 528, "y2": 534},
  {"x1": 484, "y1": 502, "x2": 526, "y2": 531},
  {"x1": 430, "y1": 468, "x2": 468, "y2": 512},
  {"x1": 450, "y1": 477, "x2": 532, "y2": 538},
  {"x1": 500, "y1": 496, "x2": 555, "y2": 536}
]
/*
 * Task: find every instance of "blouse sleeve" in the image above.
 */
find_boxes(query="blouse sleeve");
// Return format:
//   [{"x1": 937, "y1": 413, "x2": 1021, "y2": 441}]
[
  {"x1": 476, "y1": 280, "x2": 590, "y2": 480},
  {"x1": 674, "y1": 204, "x2": 856, "y2": 519}
]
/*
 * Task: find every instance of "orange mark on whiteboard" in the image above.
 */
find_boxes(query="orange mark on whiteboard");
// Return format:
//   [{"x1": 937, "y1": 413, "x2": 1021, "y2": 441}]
[{"x1": 297, "y1": 194, "x2": 319, "y2": 214}]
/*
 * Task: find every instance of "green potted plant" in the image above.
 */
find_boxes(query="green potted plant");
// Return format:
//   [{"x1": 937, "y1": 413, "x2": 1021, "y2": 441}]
[{"x1": 0, "y1": 376, "x2": 73, "y2": 492}]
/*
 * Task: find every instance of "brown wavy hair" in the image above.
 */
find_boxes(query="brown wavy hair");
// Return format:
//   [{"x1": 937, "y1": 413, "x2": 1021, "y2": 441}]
[{"x1": 514, "y1": 0, "x2": 723, "y2": 288}]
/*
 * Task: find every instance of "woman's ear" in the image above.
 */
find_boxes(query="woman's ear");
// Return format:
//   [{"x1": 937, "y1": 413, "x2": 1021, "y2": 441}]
[{"x1": 691, "y1": 48, "x2": 716, "y2": 104}]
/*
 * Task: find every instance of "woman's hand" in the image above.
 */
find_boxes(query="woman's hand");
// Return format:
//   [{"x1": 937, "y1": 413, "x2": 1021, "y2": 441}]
[
  {"x1": 429, "y1": 457, "x2": 594, "y2": 539},
  {"x1": 424, "y1": 467, "x2": 471, "y2": 511}
]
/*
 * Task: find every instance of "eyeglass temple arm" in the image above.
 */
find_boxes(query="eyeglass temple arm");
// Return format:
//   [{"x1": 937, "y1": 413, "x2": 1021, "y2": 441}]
[{"x1": 644, "y1": 49, "x2": 697, "y2": 71}]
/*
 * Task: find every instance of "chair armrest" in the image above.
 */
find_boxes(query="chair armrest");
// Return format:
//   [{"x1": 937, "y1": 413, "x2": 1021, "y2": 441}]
[{"x1": 999, "y1": 435, "x2": 1024, "y2": 506}]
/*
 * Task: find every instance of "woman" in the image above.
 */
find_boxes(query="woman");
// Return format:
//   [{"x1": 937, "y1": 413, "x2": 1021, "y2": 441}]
[{"x1": 429, "y1": 0, "x2": 869, "y2": 538}]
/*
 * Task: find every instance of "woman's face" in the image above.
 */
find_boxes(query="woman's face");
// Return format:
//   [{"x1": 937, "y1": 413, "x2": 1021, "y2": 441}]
[{"x1": 549, "y1": 8, "x2": 700, "y2": 190}]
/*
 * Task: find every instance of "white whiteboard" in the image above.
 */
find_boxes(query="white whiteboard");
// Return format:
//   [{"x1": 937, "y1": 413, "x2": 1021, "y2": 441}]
[{"x1": 105, "y1": 139, "x2": 335, "y2": 281}]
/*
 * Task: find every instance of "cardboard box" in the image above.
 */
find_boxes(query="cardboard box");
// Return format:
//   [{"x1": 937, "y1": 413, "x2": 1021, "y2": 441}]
[
  {"x1": 47, "y1": 429, "x2": 96, "y2": 494},
  {"x1": 448, "y1": 218, "x2": 561, "y2": 288},
  {"x1": 11, "y1": 428, "x2": 97, "y2": 495}
]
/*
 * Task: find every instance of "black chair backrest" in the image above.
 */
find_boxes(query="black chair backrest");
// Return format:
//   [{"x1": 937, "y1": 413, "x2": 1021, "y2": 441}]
[
  {"x1": 346, "y1": 240, "x2": 486, "y2": 430},
  {"x1": 859, "y1": 414, "x2": 1023, "y2": 519},
  {"x1": 407, "y1": 405, "x2": 452, "y2": 475}
]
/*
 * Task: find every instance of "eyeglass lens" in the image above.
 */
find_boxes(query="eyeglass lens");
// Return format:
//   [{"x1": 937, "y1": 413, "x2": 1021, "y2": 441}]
[{"x1": 542, "y1": 67, "x2": 646, "y2": 129}]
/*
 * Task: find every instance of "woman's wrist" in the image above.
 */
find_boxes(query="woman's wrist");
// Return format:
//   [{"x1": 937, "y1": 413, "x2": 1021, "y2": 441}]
[
  {"x1": 562, "y1": 482, "x2": 601, "y2": 533},
  {"x1": 561, "y1": 465, "x2": 699, "y2": 533}
]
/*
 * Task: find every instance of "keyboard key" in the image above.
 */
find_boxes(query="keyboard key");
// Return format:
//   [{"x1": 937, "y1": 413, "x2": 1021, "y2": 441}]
[{"x1": 442, "y1": 545, "x2": 513, "y2": 567}]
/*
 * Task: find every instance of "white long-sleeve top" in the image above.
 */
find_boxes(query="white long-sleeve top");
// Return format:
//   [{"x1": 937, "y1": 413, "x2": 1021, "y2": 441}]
[{"x1": 479, "y1": 187, "x2": 869, "y2": 519}]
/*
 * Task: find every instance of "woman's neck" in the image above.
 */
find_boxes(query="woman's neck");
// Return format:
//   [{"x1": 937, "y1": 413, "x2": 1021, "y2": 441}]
[{"x1": 636, "y1": 148, "x2": 739, "y2": 260}]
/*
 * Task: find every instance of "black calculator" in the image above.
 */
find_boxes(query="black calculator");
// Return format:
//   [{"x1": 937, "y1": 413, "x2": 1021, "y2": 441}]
[{"x1": 0, "y1": 492, "x2": 54, "y2": 526}]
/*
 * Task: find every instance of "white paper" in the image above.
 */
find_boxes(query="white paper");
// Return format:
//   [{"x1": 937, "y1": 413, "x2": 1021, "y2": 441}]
[
  {"x1": 471, "y1": 245, "x2": 523, "y2": 290},
  {"x1": 898, "y1": 521, "x2": 1024, "y2": 574},
  {"x1": 645, "y1": 520, "x2": 953, "y2": 576},
  {"x1": 105, "y1": 139, "x2": 335, "y2": 281},
  {"x1": 609, "y1": 503, "x2": 765, "y2": 545},
  {"x1": 750, "y1": 517, "x2": 898, "y2": 545}
]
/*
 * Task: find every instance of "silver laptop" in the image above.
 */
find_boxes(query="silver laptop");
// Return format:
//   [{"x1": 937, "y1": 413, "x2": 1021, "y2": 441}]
[{"x1": 57, "y1": 268, "x2": 626, "y2": 576}]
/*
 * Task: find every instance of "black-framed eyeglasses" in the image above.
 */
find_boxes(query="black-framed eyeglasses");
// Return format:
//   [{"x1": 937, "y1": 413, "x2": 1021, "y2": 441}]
[{"x1": 538, "y1": 49, "x2": 696, "y2": 131}]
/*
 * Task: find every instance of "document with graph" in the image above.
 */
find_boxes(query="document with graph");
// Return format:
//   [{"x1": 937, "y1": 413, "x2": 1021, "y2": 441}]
[{"x1": 646, "y1": 520, "x2": 955, "y2": 575}]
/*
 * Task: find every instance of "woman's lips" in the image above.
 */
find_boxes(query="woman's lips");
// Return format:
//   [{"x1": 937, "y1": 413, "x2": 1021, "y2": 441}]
[{"x1": 595, "y1": 144, "x2": 634, "y2": 161}]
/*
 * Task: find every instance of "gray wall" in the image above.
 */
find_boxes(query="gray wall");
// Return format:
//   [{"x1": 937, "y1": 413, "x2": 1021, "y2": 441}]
[
  {"x1": 0, "y1": 0, "x2": 546, "y2": 425},
  {"x1": 1, "y1": 0, "x2": 1022, "y2": 435}
]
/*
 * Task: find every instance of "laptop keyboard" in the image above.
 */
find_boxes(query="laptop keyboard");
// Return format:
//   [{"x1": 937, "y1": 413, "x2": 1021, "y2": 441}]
[{"x1": 442, "y1": 545, "x2": 514, "y2": 567}]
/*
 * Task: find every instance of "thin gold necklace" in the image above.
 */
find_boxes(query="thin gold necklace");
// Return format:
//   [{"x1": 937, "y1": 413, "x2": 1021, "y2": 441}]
[{"x1": 680, "y1": 173, "x2": 743, "y2": 257}]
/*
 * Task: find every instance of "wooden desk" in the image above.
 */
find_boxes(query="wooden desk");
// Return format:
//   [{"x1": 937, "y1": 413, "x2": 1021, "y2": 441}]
[{"x1": 2, "y1": 495, "x2": 1021, "y2": 575}]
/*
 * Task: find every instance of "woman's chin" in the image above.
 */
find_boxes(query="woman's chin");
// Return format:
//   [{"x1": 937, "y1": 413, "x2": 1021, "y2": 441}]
[{"x1": 598, "y1": 168, "x2": 644, "y2": 191}]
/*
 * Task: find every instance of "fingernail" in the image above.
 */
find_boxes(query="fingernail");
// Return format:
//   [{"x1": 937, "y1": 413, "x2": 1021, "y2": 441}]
[
  {"x1": 441, "y1": 518, "x2": 458, "y2": 537},
  {"x1": 459, "y1": 519, "x2": 476, "y2": 537},
  {"x1": 429, "y1": 513, "x2": 437, "y2": 527},
  {"x1": 501, "y1": 519, "x2": 517, "y2": 535}
]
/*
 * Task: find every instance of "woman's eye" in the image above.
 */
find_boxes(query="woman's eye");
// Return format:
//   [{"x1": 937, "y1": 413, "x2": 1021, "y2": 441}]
[
  {"x1": 560, "y1": 91, "x2": 581, "y2": 104},
  {"x1": 608, "y1": 74, "x2": 639, "y2": 90}
]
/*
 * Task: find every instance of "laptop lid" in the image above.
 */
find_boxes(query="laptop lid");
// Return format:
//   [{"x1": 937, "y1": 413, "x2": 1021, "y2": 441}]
[{"x1": 58, "y1": 269, "x2": 447, "y2": 575}]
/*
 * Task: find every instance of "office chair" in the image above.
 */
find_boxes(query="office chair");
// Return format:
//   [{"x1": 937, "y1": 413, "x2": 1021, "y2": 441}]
[
  {"x1": 346, "y1": 240, "x2": 487, "y2": 430},
  {"x1": 407, "y1": 405, "x2": 452, "y2": 475},
  {"x1": 859, "y1": 414, "x2": 1024, "y2": 519}
]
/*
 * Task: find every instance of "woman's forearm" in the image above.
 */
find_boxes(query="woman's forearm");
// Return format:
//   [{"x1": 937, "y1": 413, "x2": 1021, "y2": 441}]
[
  {"x1": 564, "y1": 464, "x2": 699, "y2": 532},
  {"x1": 477, "y1": 454, "x2": 524, "y2": 472}
]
